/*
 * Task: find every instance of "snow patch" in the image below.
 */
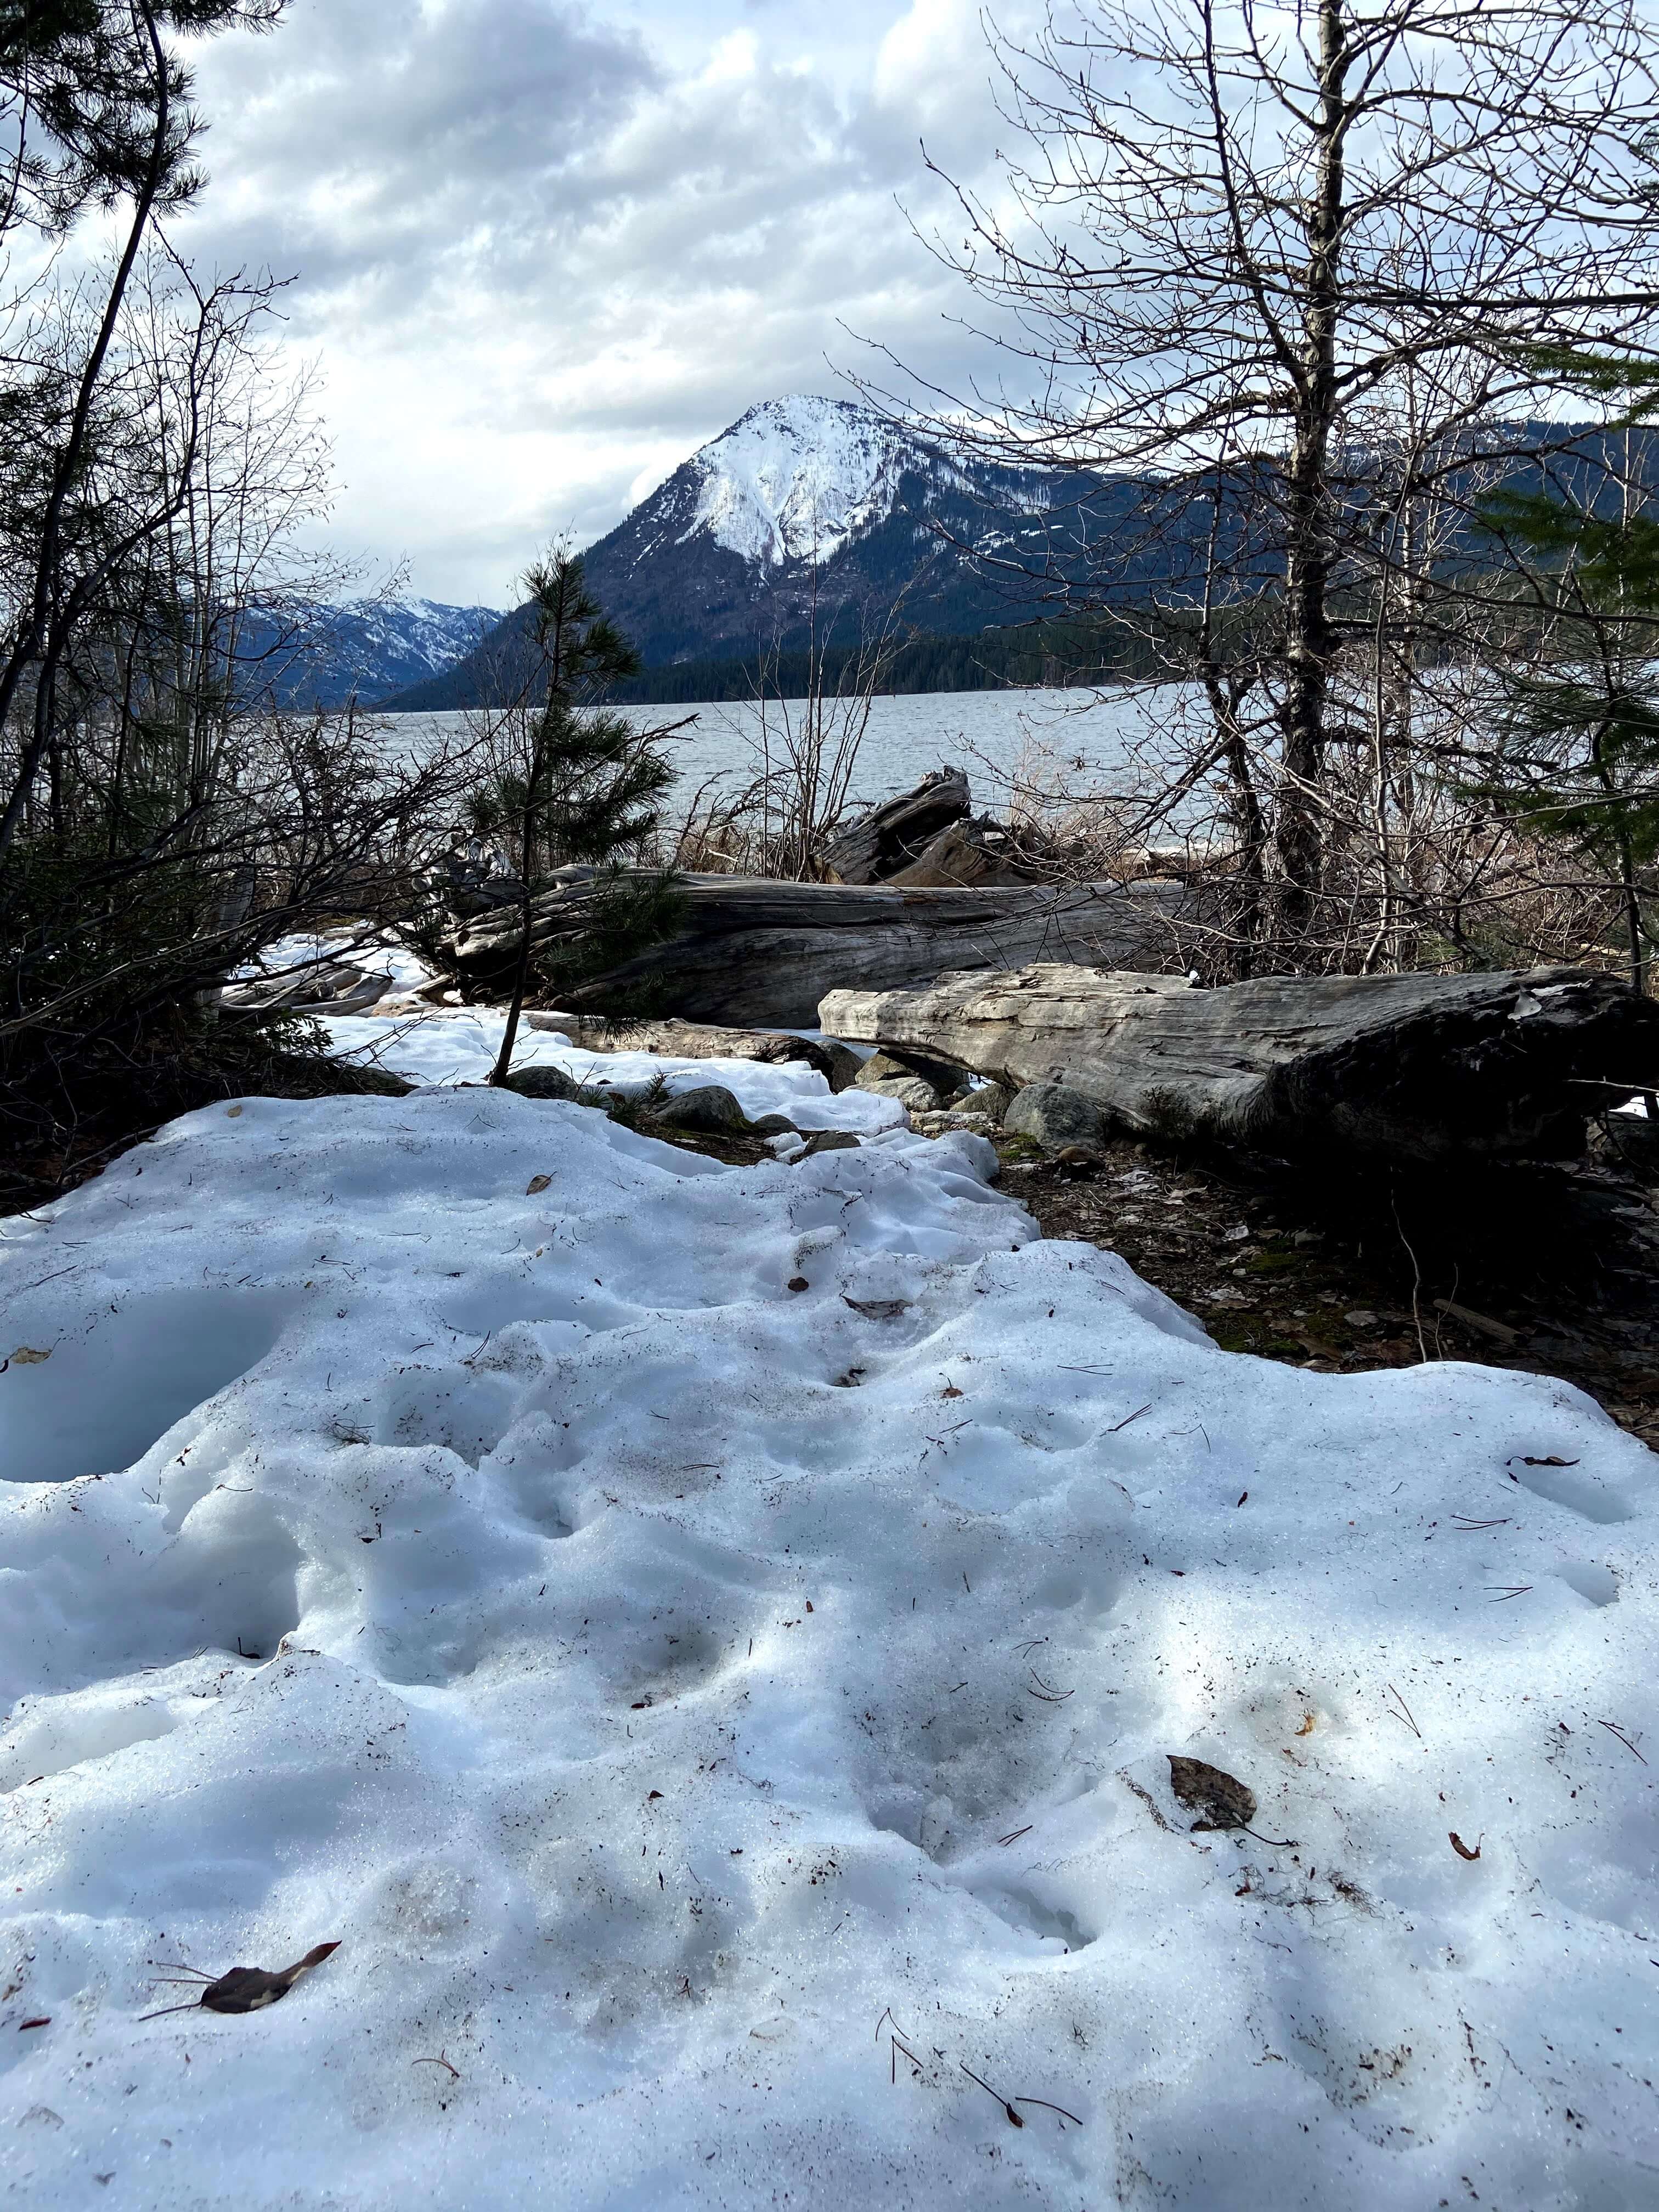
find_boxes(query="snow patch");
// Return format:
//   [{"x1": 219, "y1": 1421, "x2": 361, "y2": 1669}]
[{"x1": 0, "y1": 1085, "x2": 1655, "y2": 2207}]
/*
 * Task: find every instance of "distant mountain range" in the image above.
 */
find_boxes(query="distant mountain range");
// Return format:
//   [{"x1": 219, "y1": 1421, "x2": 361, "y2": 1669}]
[
  {"x1": 240, "y1": 596, "x2": 505, "y2": 710},
  {"x1": 378, "y1": 396, "x2": 1139, "y2": 711},
  {"x1": 280, "y1": 397, "x2": 1642, "y2": 713}
]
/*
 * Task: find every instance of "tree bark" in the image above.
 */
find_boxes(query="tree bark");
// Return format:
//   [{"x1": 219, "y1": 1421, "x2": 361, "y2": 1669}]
[
  {"x1": 447, "y1": 868, "x2": 1204, "y2": 1027},
  {"x1": 820, "y1": 961, "x2": 1659, "y2": 1166}
]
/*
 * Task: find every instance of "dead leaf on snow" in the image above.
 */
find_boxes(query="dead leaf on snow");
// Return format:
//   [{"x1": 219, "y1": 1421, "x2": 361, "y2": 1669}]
[
  {"x1": 8, "y1": 1346, "x2": 50, "y2": 1365},
  {"x1": 526, "y1": 1174, "x2": 551, "y2": 1195},
  {"x1": 1167, "y1": 1755, "x2": 1257, "y2": 1832}
]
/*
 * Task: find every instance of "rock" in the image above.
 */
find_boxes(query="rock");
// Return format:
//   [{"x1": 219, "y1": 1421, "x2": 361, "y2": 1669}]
[
  {"x1": 653, "y1": 1085, "x2": 749, "y2": 1134},
  {"x1": 950, "y1": 1083, "x2": 1011, "y2": 1126},
  {"x1": 748, "y1": 1113, "x2": 798, "y2": 1138},
  {"x1": 1167, "y1": 1756, "x2": 1257, "y2": 1832},
  {"x1": 815, "y1": 1041, "x2": 863, "y2": 1093},
  {"x1": 1004, "y1": 1082, "x2": 1107, "y2": 1151},
  {"x1": 855, "y1": 1053, "x2": 942, "y2": 1111},
  {"x1": 502, "y1": 1066, "x2": 583, "y2": 1102},
  {"x1": 799, "y1": 1130, "x2": 860, "y2": 1156}
]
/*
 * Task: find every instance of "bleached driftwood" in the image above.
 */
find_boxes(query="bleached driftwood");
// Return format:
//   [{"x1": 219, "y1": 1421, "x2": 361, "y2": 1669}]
[
  {"x1": 819, "y1": 962, "x2": 1659, "y2": 1166},
  {"x1": 447, "y1": 870, "x2": 1198, "y2": 1027},
  {"x1": 524, "y1": 1012, "x2": 857, "y2": 1089},
  {"x1": 223, "y1": 961, "x2": 391, "y2": 1017},
  {"x1": 819, "y1": 766, "x2": 970, "y2": 884}
]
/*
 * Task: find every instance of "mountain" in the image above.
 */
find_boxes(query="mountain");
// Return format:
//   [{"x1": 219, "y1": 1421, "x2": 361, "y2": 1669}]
[
  {"x1": 238, "y1": 595, "x2": 506, "y2": 710},
  {"x1": 381, "y1": 396, "x2": 1136, "y2": 710}
]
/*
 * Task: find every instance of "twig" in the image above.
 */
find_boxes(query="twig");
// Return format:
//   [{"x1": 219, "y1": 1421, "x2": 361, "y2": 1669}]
[
  {"x1": 960, "y1": 2062, "x2": 1024, "y2": 2127},
  {"x1": 411, "y1": 2052, "x2": 461, "y2": 2080},
  {"x1": 1597, "y1": 1718, "x2": 1647, "y2": 1764},
  {"x1": 1384, "y1": 1682, "x2": 1422, "y2": 1739},
  {"x1": 1014, "y1": 2095, "x2": 1085, "y2": 2128}
]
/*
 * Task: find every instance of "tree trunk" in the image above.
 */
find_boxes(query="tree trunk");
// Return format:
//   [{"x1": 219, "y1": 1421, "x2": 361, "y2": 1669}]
[
  {"x1": 820, "y1": 961, "x2": 1659, "y2": 1167},
  {"x1": 447, "y1": 869, "x2": 1205, "y2": 1028}
]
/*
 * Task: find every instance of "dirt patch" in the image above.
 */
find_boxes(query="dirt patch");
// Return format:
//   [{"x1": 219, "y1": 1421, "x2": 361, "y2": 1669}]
[{"x1": 990, "y1": 1128, "x2": 1659, "y2": 1453}]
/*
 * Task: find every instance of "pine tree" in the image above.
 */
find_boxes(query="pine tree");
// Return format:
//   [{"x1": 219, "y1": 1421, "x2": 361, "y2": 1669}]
[
  {"x1": 484, "y1": 552, "x2": 681, "y2": 1087},
  {"x1": 1478, "y1": 355, "x2": 1659, "y2": 991}
]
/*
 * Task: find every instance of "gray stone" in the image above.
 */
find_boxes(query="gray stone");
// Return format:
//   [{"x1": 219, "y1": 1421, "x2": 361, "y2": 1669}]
[
  {"x1": 653, "y1": 1084, "x2": 749, "y2": 1134},
  {"x1": 503, "y1": 1065, "x2": 583, "y2": 1102},
  {"x1": 949, "y1": 1082, "x2": 1011, "y2": 1126},
  {"x1": 1003, "y1": 1082, "x2": 1107, "y2": 1151},
  {"x1": 817, "y1": 1041, "x2": 863, "y2": 1093},
  {"x1": 855, "y1": 1051, "x2": 945, "y2": 1111},
  {"x1": 748, "y1": 1113, "x2": 798, "y2": 1137},
  {"x1": 798, "y1": 1129, "x2": 860, "y2": 1156}
]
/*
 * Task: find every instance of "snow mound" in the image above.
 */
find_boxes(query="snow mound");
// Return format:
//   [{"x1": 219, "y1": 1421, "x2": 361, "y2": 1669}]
[
  {"x1": 684, "y1": 394, "x2": 969, "y2": 567},
  {"x1": 1, "y1": 1088, "x2": 1655, "y2": 2208}
]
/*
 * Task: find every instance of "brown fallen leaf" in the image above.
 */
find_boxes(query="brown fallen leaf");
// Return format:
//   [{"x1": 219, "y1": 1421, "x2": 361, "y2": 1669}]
[
  {"x1": 1521, "y1": 1454, "x2": 1578, "y2": 1469},
  {"x1": 139, "y1": 1942, "x2": 340, "y2": 2021},
  {"x1": 787, "y1": 1277, "x2": 809, "y2": 1293},
  {"x1": 842, "y1": 1296, "x2": 911, "y2": 1321},
  {"x1": 1449, "y1": 1831, "x2": 1482, "y2": 1862},
  {"x1": 525, "y1": 1173, "x2": 551, "y2": 1195},
  {"x1": 1167, "y1": 1755, "x2": 1257, "y2": 1832},
  {"x1": 8, "y1": 1347, "x2": 50, "y2": 1365}
]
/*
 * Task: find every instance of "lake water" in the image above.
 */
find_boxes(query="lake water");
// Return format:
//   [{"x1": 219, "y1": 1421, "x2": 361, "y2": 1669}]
[{"x1": 382, "y1": 682, "x2": 1210, "y2": 825}]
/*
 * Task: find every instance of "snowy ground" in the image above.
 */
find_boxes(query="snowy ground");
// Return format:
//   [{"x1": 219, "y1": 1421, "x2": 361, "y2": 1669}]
[{"x1": 2, "y1": 1052, "x2": 1656, "y2": 2208}]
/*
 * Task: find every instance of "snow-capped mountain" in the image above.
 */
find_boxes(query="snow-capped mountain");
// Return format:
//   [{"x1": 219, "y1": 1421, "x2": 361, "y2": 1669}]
[
  {"x1": 384, "y1": 396, "x2": 1120, "y2": 708},
  {"x1": 240, "y1": 595, "x2": 506, "y2": 710},
  {"x1": 678, "y1": 394, "x2": 1037, "y2": 569}
]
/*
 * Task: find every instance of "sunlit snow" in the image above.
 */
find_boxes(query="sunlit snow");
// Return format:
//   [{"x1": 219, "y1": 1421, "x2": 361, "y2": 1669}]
[{"x1": 1, "y1": 1047, "x2": 1655, "y2": 2208}]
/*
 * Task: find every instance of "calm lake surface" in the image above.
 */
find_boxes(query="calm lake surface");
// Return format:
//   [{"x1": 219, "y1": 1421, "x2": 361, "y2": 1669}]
[{"x1": 382, "y1": 682, "x2": 1206, "y2": 821}]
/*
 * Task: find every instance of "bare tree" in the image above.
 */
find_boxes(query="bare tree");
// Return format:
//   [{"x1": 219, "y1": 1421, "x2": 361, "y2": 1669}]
[{"x1": 873, "y1": 0, "x2": 1659, "y2": 956}]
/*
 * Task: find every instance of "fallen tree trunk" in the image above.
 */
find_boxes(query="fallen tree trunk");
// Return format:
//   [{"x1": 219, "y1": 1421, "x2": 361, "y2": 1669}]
[
  {"x1": 447, "y1": 871, "x2": 1201, "y2": 1027},
  {"x1": 819, "y1": 963, "x2": 1659, "y2": 1166},
  {"x1": 223, "y1": 961, "x2": 392, "y2": 1018},
  {"x1": 523, "y1": 1012, "x2": 858, "y2": 1089}
]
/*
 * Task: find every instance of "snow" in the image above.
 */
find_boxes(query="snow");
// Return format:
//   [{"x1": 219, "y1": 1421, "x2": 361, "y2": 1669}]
[
  {"x1": 324, "y1": 1009, "x2": 903, "y2": 1136},
  {"x1": 2, "y1": 1069, "x2": 1656, "y2": 2209},
  {"x1": 684, "y1": 396, "x2": 972, "y2": 568}
]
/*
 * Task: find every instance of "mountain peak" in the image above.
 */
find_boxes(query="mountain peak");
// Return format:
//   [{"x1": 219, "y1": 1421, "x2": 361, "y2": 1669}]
[{"x1": 683, "y1": 393, "x2": 954, "y2": 569}]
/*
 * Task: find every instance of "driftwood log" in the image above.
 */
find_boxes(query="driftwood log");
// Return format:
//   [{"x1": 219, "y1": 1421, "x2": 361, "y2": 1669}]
[
  {"x1": 819, "y1": 963, "x2": 1659, "y2": 1166},
  {"x1": 885, "y1": 816, "x2": 1045, "y2": 888},
  {"x1": 819, "y1": 767, "x2": 970, "y2": 883},
  {"x1": 446, "y1": 870, "x2": 1200, "y2": 1028},
  {"x1": 524, "y1": 1012, "x2": 857, "y2": 1089},
  {"x1": 223, "y1": 961, "x2": 391, "y2": 1018}
]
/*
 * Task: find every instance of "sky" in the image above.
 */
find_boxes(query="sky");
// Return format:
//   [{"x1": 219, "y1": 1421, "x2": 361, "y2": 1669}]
[{"x1": 175, "y1": 0, "x2": 1027, "y2": 608}]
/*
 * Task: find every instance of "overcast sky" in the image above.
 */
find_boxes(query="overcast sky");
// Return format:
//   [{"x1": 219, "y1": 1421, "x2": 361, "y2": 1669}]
[{"x1": 175, "y1": 0, "x2": 1024, "y2": 608}]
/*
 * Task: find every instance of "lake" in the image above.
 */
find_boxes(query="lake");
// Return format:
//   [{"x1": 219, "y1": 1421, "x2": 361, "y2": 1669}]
[{"x1": 382, "y1": 681, "x2": 1212, "y2": 826}]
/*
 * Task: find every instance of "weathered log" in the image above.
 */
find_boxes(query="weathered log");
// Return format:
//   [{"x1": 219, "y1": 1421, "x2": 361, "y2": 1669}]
[
  {"x1": 819, "y1": 767, "x2": 970, "y2": 883},
  {"x1": 523, "y1": 1011, "x2": 859, "y2": 1090},
  {"x1": 885, "y1": 816, "x2": 1045, "y2": 888},
  {"x1": 447, "y1": 870, "x2": 1199, "y2": 1028},
  {"x1": 819, "y1": 962, "x2": 1659, "y2": 1166},
  {"x1": 223, "y1": 961, "x2": 391, "y2": 1017}
]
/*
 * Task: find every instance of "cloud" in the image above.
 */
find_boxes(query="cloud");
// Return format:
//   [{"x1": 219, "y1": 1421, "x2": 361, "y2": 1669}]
[{"x1": 171, "y1": 0, "x2": 1025, "y2": 602}]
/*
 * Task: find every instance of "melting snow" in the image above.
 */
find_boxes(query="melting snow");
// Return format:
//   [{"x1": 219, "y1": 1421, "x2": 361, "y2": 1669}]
[{"x1": 1, "y1": 1059, "x2": 1655, "y2": 2207}]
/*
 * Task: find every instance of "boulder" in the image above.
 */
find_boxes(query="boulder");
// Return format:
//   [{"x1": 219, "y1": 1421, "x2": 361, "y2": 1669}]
[
  {"x1": 1004, "y1": 1082, "x2": 1108, "y2": 1152},
  {"x1": 799, "y1": 1130, "x2": 861, "y2": 1156},
  {"x1": 854, "y1": 1052, "x2": 945, "y2": 1112},
  {"x1": 653, "y1": 1085, "x2": 750, "y2": 1135},
  {"x1": 501, "y1": 1065, "x2": 583, "y2": 1102}
]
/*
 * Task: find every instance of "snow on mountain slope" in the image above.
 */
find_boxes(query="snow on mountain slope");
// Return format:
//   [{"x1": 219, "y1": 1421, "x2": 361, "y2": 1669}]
[
  {"x1": 684, "y1": 395, "x2": 981, "y2": 567},
  {"x1": 241, "y1": 595, "x2": 506, "y2": 709}
]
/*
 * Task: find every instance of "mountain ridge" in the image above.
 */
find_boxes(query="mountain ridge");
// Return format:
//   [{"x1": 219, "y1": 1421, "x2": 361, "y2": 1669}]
[{"x1": 381, "y1": 395, "x2": 1120, "y2": 710}]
